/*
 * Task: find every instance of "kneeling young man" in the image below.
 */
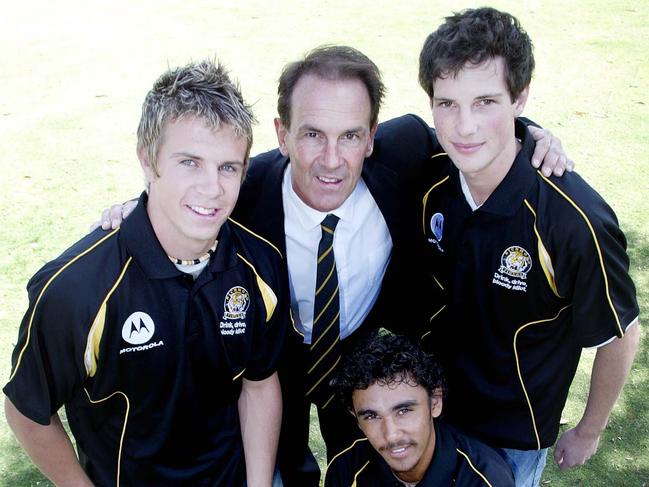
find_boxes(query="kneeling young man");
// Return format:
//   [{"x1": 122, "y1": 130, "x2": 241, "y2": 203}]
[
  {"x1": 325, "y1": 333, "x2": 514, "y2": 486},
  {"x1": 418, "y1": 8, "x2": 640, "y2": 486},
  {"x1": 4, "y1": 60, "x2": 288, "y2": 486}
]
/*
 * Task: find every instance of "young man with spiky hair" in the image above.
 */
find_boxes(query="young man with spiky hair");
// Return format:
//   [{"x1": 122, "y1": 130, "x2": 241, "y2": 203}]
[
  {"x1": 418, "y1": 8, "x2": 640, "y2": 486},
  {"x1": 4, "y1": 60, "x2": 288, "y2": 486},
  {"x1": 325, "y1": 333, "x2": 514, "y2": 486}
]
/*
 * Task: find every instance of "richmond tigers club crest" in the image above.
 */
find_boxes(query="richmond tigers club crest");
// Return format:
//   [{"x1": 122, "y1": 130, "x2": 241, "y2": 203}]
[
  {"x1": 499, "y1": 246, "x2": 532, "y2": 279},
  {"x1": 223, "y1": 286, "x2": 250, "y2": 320}
]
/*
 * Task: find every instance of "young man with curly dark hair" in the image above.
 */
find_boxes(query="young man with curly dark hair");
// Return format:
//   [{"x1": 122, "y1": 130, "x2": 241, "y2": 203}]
[{"x1": 325, "y1": 333, "x2": 514, "y2": 486}]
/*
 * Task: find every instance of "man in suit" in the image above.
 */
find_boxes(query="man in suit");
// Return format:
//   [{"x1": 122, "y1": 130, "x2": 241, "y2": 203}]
[
  {"x1": 97, "y1": 45, "x2": 569, "y2": 486},
  {"x1": 231, "y1": 45, "x2": 571, "y2": 486}
]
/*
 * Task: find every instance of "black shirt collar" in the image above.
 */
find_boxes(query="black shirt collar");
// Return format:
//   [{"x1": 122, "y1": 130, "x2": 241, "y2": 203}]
[
  {"x1": 375, "y1": 422, "x2": 456, "y2": 486},
  {"x1": 120, "y1": 192, "x2": 238, "y2": 279},
  {"x1": 451, "y1": 120, "x2": 537, "y2": 217}
]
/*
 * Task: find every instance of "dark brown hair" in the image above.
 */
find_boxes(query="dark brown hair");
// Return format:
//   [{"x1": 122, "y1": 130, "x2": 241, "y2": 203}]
[
  {"x1": 277, "y1": 45, "x2": 385, "y2": 128},
  {"x1": 419, "y1": 7, "x2": 534, "y2": 101}
]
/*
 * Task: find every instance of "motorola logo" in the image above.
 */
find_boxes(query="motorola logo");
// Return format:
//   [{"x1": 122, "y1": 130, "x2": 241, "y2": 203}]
[{"x1": 121, "y1": 312, "x2": 155, "y2": 345}]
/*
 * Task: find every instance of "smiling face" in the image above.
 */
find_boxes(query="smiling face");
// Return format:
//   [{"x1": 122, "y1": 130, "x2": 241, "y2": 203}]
[
  {"x1": 275, "y1": 74, "x2": 377, "y2": 212},
  {"x1": 431, "y1": 56, "x2": 528, "y2": 191},
  {"x1": 352, "y1": 378, "x2": 443, "y2": 484},
  {"x1": 139, "y1": 116, "x2": 247, "y2": 260}
]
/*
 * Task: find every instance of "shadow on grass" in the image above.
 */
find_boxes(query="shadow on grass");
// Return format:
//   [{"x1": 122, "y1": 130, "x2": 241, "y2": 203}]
[{"x1": 543, "y1": 228, "x2": 649, "y2": 485}]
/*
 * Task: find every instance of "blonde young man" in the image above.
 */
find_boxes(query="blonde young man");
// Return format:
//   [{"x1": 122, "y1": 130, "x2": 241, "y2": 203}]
[{"x1": 4, "y1": 60, "x2": 288, "y2": 487}]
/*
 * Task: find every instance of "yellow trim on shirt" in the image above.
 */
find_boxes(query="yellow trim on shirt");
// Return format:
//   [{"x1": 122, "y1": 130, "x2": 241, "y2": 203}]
[
  {"x1": 537, "y1": 172, "x2": 624, "y2": 336},
  {"x1": 84, "y1": 388, "x2": 130, "y2": 487},
  {"x1": 523, "y1": 200, "x2": 560, "y2": 298},
  {"x1": 456, "y1": 448, "x2": 494, "y2": 487},
  {"x1": 236, "y1": 253, "x2": 278, "y2": 323},
  {"x1": 229, "y1": 217, "x2": 283, "y2": 258},
  {"x1": 84, "y1": 257, "x2": 133, "y2": 377},
  {"x1": 9, "y1": 229, "x2": 120, "y2": 382},
  {"x1": 513, "y1": 305, "x2": 571, "y2": 449},
  {"x1": 422, "y1": 175, "x2": 450, "y2": 234}
]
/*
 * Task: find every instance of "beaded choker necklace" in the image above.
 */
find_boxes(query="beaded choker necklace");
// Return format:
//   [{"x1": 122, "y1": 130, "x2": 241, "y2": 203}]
[{"x1": 167, "y1": 241, "x2": 217, "y2": 266}]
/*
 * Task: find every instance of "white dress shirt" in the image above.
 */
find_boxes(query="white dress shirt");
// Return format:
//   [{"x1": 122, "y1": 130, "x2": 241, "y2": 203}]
[{"x1": 282, "y1": 165, "x2": 393, "y2": 344}]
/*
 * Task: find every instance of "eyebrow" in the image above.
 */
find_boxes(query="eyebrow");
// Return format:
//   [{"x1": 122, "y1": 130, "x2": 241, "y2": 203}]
[
  {"x1": 171, "y1": 152, "x2": 245, "y2": 166},
  {"x1": 297, "y1": 124, "x2": 367, "y2": 134},
  {"x1": 171, "y1": 152, "x2": 204, "y2": 160},
  {"x1": 475, "y1": 93, "x2": 505, "y2": 99},
  {"x1": 356, "y1": 407, "x2": 377, "y2": 417},
  {"x1": 356, "y1": 399, "x2": 420, "y2": 417},
  {"x1": 433, "y1": 93, "x2": 505, "y2": 102},
  {"x1": 391, "y1": 400, "x2": 419, "y2": 411}
]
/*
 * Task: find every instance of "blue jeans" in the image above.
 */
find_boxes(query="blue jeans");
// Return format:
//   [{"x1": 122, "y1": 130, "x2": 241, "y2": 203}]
[
  {"x1": 499, "y1": 447, "x2": 548, "y2": 487},
  {"x1": 272, "y1": 467, "x2": 284, "y2": 487}
]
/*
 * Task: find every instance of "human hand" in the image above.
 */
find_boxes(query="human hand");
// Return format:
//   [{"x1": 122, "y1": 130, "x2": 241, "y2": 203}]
[
  {"x1": 529, "y1": 126, "x2": 575, "y2": 177},
  {"x1": 553, "y1": 425, "x2": 600, "y2": 471},
  {"x1": 88, "y1": 199, "x2": 138, "y2": 232}
]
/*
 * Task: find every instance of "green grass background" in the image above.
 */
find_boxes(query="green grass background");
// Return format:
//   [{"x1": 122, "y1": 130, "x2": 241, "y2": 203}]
[{"x1": 1, "y1": 1, "x2": 647, "y2": 485}]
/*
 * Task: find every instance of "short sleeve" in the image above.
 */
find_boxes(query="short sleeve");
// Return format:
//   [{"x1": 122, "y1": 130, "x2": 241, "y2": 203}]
[
  {"x1": 553, "y1": 189, "x2": 639, "y2": 347},
  {"x1": 3, "y1": 264, "x2": 91, "y2": 425},
  {"x1": 242, "y1": 252, "x2": 290, "y2": 381}
]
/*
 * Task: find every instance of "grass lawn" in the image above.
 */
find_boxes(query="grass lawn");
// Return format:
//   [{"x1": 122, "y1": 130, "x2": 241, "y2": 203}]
[{"x1": 1, "y1": 1, "x2": 647, "y2": 485}]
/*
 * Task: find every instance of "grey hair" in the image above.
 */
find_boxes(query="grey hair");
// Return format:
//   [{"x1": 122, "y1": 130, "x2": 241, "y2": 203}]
[{"x1": 137, "y1": 59, "x2": 256, "y2": 175}]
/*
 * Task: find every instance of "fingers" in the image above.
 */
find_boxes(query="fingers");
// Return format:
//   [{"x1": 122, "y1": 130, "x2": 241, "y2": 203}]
[
  {"x1": 552, "y1": 156, "x2": 566, "y2": 177},
  {"x1": 99, "y1": 208, "x2": 111, "y2": 230},
  {"x1": 98, "y1": 205, "x2": 123, "y2": 230},
  {"x1": 554, "y1": 439, "x2": 565, "y2": 468},
  {"x1": 109, "y1": 204, "x2": 126, "y2": 229},
  {"x1": 529, "y1": 127, "x2": 550, "y2": 169},
  {"x1": 122, "y1": 199, "x2": 138, "y2": 219},
  {"x1": 547, "y1": 137, "x2": 565, "y2": 177},
  {"x1": 566, "y1": 157, "x2": 575, "y2": 172},
  {"x1": 529, "y1": 126, "x2": 574, "y2": 177}
]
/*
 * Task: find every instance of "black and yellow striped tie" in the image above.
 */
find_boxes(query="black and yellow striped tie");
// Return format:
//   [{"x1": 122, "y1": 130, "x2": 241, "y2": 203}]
[{"x1": 306, "y1": 214, "x2": 341, "y2": 406}]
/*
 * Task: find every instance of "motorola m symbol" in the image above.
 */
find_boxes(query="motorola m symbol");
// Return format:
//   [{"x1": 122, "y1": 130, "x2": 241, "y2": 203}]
[
  {"x1": 129, "y1": 319, "x2": 149, "y2": 338},
  {"x1": 121, "y1": 312, "x2": 156, "y2": 345}
]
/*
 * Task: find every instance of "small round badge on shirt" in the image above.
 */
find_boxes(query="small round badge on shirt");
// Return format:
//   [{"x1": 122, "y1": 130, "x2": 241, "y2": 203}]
[
  {"x1": 429, "y1": 212, "x2": 444, "y2": 252},
  {"x1": 121, "y1": 311, "x2": 155, "y2": 345},
  {"x1": 499, "y1": 246, "x2": 532, "y2": 279},
  {"x1": 224, "y1": 286, "x2": 250, "y2": 320}
]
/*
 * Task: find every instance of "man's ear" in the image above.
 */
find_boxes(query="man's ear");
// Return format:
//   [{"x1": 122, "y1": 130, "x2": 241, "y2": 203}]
[
  {"x1": 274, "y1": 118, "x2": 290, "y2": 157},
  {"x1": 430, "y1": 387, "x2": 444, "y2": 419},
  {"x1": 514, "y1": 85, "x2": 530, "y2": 117},
  {"x1": 365, "y1": 122, "x2": 378, "y2": 157},
  {"x1": 138, "y1": 147, "x2": 157, "y2": 183}
]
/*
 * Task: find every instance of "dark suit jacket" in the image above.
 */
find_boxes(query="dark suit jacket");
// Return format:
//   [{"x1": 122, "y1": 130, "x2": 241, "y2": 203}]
[
  {"x1": 232, "y1": 114, "x2": 440, "y2": 351},
  {"x1": 231, "y1": 114, "x2": 439, "y2": 486}
]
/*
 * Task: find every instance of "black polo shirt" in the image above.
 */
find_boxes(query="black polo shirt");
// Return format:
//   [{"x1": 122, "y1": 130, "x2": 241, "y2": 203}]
[
  {"x1": 4, "y1": 192, "x2": 288, "y2": 486},
  {"x1": 324, "y1": 421, "x2": 514, "y2": 486},
  {"x1": 420, "y1": 122, "x2": 639, "y2": 450}
]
